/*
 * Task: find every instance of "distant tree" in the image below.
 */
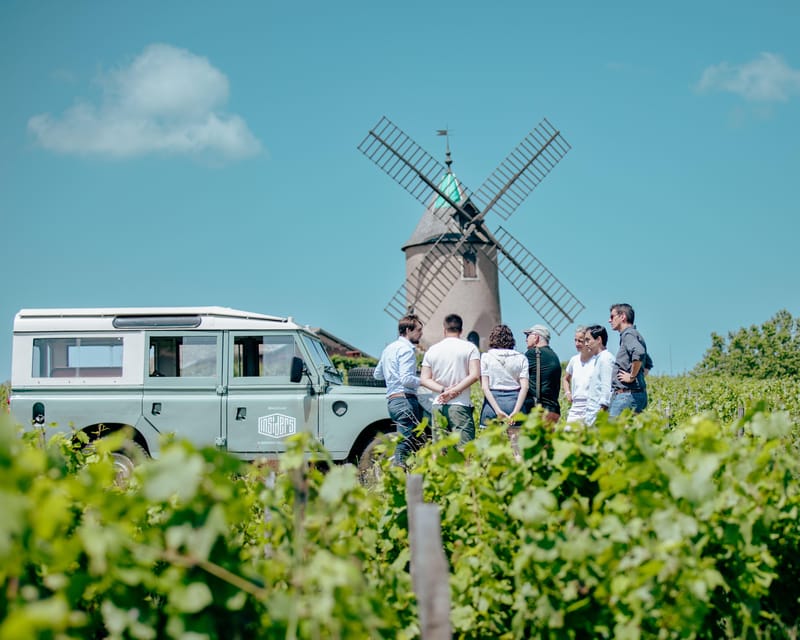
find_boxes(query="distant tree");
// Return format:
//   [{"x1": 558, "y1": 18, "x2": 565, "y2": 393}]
[{"x1": 694, "y1": 309, "x2": 800, "y2": 378}]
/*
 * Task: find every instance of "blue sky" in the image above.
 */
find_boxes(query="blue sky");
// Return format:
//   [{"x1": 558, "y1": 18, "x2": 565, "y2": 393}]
[{"x1": 2, "y1": 1, "x2": 799, "y2": 379}]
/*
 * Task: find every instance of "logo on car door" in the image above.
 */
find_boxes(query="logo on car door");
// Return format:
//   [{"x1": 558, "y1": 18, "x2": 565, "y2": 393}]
[{"x1": 258, "y1": 413, "x2": 297, "y2": 438}]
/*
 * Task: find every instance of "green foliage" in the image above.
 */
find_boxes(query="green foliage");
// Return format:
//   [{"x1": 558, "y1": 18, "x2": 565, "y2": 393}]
[
  {"x1": 649, "y1": 374, "x2": 800, "y2": 426},
  {"x1": 694, "y1": 309, "x2": 800, "y2": 379},
  {"x1": 330, "y1": 354, "x2": 378, "y2": 372},
  {"x1": 0, "y1": 418, "x2": 397, "y2": 639},
  {"x1": 0, "y1": 381, "x2": 8, "y2": 411},
  {"x1": 4, "y1": 400, "x2": 800, "y2": 638},
  {"x1": 373, "y1": 410, "x2": 800, "y2": 638}
]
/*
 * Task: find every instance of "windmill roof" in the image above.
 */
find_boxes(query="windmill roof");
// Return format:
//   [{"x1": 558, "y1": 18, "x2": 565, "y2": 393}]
[{"x1": 403, "y1": 171, "x2": 467, "y2": 249}]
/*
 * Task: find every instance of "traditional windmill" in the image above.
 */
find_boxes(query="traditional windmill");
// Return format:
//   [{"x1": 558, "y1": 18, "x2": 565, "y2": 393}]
[{"x1": 358, "y1": 116, "x2": 583, "y2": 350}]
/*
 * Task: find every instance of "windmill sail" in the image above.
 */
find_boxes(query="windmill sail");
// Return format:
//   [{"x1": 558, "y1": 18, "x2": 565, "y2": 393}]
[
  {"x1": 470, "y1": 118, "x2": 571, "y2": 222},
  {"x1": 493, "y1": 226, "x2": 584, "y2": 335},
  {"x1": 360, "y1": 115, "x2": 583, "y2": 336},
  {"x1": 357, "y1": 116, "x2": 476, "y2": 226}
]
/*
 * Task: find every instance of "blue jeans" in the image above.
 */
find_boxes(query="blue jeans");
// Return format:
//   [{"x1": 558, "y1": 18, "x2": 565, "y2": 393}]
[
  {"x1": 432, "y1": 404, "x2": 475, "y2": 445},
  {"x1": 608, "y1": 391, "x2": 648, "y2": 417},
  {"x1": 387, "y1": 395, "x2": 423, "y2": 465}
]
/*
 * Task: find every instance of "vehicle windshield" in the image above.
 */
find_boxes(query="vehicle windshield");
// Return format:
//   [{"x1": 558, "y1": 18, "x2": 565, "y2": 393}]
[{"x1": 301, "y1": 334, "x2": 343, "y2": 384}]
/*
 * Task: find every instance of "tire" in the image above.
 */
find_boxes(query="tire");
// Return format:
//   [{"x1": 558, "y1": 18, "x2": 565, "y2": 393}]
[
  {"x1": 86, "y1": 440, "x2": 149, "y2": 488},
  {"x1": 356, "y1": 431, "x2": 399, "y2": 485},
  {"x1": 347, "y1": 366, "x2": 386, "y2": 387},
  {"x1": 111, "y1": 442, "x2": 149, "y2": 488}
]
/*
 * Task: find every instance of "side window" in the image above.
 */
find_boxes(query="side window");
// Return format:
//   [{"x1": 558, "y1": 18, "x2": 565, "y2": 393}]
[
  {"x1": 149, "y1": 336, "x2": 218, "y2": 377},
  {"x1": 233, "y1": 335, "x2": 300, "y2": 379},
  {"x1": 32, "y1": 337, "x2": 124, "y2": 378}
]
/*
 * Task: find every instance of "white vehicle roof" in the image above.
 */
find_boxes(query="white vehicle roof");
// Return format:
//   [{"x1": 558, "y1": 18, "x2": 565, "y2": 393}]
[{"x1": 14, "y1": 306, "x2": 304, "y2": 333}]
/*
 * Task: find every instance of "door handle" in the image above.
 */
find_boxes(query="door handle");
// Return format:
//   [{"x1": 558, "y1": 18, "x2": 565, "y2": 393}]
[
  {"x1": 236, "y1": 407, "x2": 247, "y2": 421},
  {"x1": 152, "y1": 402, "x2": 162, "y2": 416}
]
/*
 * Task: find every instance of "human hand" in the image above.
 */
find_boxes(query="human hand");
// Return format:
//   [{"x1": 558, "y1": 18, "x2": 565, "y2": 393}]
[{"x1": 617, "y1": 371, "x2": 634, "y2": 384}]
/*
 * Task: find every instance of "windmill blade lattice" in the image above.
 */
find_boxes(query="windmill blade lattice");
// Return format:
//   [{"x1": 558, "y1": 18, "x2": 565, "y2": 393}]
[
  {"x1": 471, "y1": 119, "x2": 571, "y2": 222},
  {"x1": 493, "y1": 226, "x2": 584, "y2": 334},
  {"x1": 357, "y1": 116, "x2": 474, "y2": 225}
]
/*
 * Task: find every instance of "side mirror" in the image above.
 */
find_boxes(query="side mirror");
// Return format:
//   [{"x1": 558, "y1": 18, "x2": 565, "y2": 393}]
[{"x1": 290, "y1": 356, "x2": 304, "y2": 383}]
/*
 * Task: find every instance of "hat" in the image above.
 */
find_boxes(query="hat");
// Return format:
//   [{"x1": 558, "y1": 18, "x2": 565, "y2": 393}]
[{"x1": 524, "y1": 324, "x2": 550, "y2": 341}]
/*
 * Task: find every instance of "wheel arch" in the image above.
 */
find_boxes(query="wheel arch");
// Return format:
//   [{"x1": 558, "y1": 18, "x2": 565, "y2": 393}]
[
  {"x1": 77, "y1": 422, "x2": 151, "y2": 456},
  {"x1": 346, "y1": 417, "x2": 394, "y2": 464}
]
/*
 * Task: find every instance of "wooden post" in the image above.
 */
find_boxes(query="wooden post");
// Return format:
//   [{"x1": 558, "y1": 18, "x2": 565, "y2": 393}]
[
  {"x1": 410, "y1": 503, "x2": 451, "y2": 640},
  {"x1": 406, "y1": 474, "x2": 424, "y2": 538}
]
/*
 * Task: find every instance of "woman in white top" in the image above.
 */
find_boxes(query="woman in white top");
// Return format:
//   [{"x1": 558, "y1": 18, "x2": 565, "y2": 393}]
[
  {"x1": 563, "y1": 326, "x2": 595, "y2": 424},
  {"x1": 480, "y1": 325, "x2": 530, "y2": 426}
]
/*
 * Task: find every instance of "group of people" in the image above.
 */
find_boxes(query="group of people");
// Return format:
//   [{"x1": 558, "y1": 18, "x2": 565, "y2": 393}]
[
  {"x1": 373, "y1": 304, "x2": 650, "y2": 467},
  {"x1": 563, "y1": 303, "x2": 652, "y2": 425}
]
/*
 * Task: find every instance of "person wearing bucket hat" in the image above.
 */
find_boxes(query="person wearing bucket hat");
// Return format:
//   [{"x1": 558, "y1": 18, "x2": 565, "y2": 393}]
[{"x1": 522, "y1": 324, "x2": 561, "y2": 424}]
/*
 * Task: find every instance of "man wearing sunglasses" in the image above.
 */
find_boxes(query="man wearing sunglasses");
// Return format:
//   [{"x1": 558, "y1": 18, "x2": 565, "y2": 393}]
[{"x1": 608, "y1": 303, "x2": 650, "y2": 416}]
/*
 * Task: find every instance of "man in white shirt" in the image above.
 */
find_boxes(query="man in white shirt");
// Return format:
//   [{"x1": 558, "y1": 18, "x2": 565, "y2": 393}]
[
  {"x1": 584, "y1": 325, "x2": 615, "y2": 426},
  {"x1": 373, "y1": 315, "x2": 424, "y2": 466},
  {"x1": 420, "y1": 313, "x2": 481, "y2": 444}
]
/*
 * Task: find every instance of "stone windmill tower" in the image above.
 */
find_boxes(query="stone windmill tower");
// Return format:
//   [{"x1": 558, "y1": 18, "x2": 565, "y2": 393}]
[{"x1": 358, "y1": 116, "x2": 584, "y2": 350}]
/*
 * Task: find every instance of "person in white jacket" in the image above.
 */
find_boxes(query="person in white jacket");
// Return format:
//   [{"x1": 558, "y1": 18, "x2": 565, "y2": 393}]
[
  {"x1": 479, "y1": 324, "x2": 529, "y2": 427},
  {"x1": 584, "y1": 325, "x2": 614, "y2": 426}
]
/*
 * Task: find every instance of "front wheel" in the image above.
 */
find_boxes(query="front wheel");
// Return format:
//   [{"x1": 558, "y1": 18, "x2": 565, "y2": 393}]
[{"x1": 357, "y1": 432, "x2": 399, "y2": 485}]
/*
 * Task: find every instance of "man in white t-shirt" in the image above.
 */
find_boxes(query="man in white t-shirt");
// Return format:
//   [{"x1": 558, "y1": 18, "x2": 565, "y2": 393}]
[{"x1": 421, "y1": 313, "x2": 481, "y2": 444}]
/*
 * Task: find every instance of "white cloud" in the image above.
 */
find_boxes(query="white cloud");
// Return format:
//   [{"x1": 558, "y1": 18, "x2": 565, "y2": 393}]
[
  {"x1": 28, "y1": 44, "x2": 262, "y2": 160},
  {"x1": 696, "y1": 52, "x2": 800, "y2": 102}
]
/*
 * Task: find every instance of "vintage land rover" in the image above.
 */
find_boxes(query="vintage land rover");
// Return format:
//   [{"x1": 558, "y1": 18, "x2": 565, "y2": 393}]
[{"x1": 9, "y1": 307, "x2": 394, "y2": 476}]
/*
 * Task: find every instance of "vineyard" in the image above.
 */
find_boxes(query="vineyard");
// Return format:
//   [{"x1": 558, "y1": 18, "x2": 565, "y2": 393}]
[{"x1": 2, "y1": 374, "x2": 800, "y2": 639}]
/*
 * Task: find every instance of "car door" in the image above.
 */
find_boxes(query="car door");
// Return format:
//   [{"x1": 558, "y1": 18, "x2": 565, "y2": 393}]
[
  {"x1": 225, "y1": 331, "x2": 319, "y2": 455},
  {"x1": 142, "y1": 332, "x2": 224, "y2": 447}
]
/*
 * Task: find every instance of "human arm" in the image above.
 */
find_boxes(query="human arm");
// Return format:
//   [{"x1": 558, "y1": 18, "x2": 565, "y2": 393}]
[
  {"x1": 397, "y1": 345, "x2": 420, "y2": 391},
  {"x1": 511, "y1": 377, "x2": 529, "y2": 418},
  {"x1": 440, "y1": 357, "x2": 481, "y2": 403},
  {"x1": 420, "y1": 365, "x2": 447, "y2": 395},
  {"x1": 617, "y1": 360, "x2": 642, "y2": 385},
  {"x1": 598, "y1": 353, "x2": 613, "y2": 409},
  {"x1": 616, "y1": 332, "x2": 646, "y2": 385},
  {"x1": 562, "y1": 370, "x2": 573, "y2": 404},
  {"x1": 481, "y1": 375, "x2": 506, "y2": 418},
  {"x1": 373, "y1": 355, "x2": 385, "y2": 380}
]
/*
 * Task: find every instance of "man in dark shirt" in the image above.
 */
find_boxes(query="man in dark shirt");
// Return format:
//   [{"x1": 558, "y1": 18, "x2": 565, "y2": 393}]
[
  {"x1": 523, "y1": 324, "x2": 561, "y2": 424},
  {"x1": 608, "y1": 303, "x2": 650, "y2": 416}
]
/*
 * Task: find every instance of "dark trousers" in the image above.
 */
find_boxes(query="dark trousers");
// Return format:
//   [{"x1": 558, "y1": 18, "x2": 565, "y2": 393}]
[{"x1": 387, "y1": 395, "x2": 423, "y2": 464}]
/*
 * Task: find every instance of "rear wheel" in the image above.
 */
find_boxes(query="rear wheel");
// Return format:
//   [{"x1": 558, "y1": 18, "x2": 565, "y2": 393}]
[
  {"x1": 85, "y1": 440, "x2": 149, "y2": 487},
  {"x1": 111, "y1": 442, "x2": 149, "y2": 487}
]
